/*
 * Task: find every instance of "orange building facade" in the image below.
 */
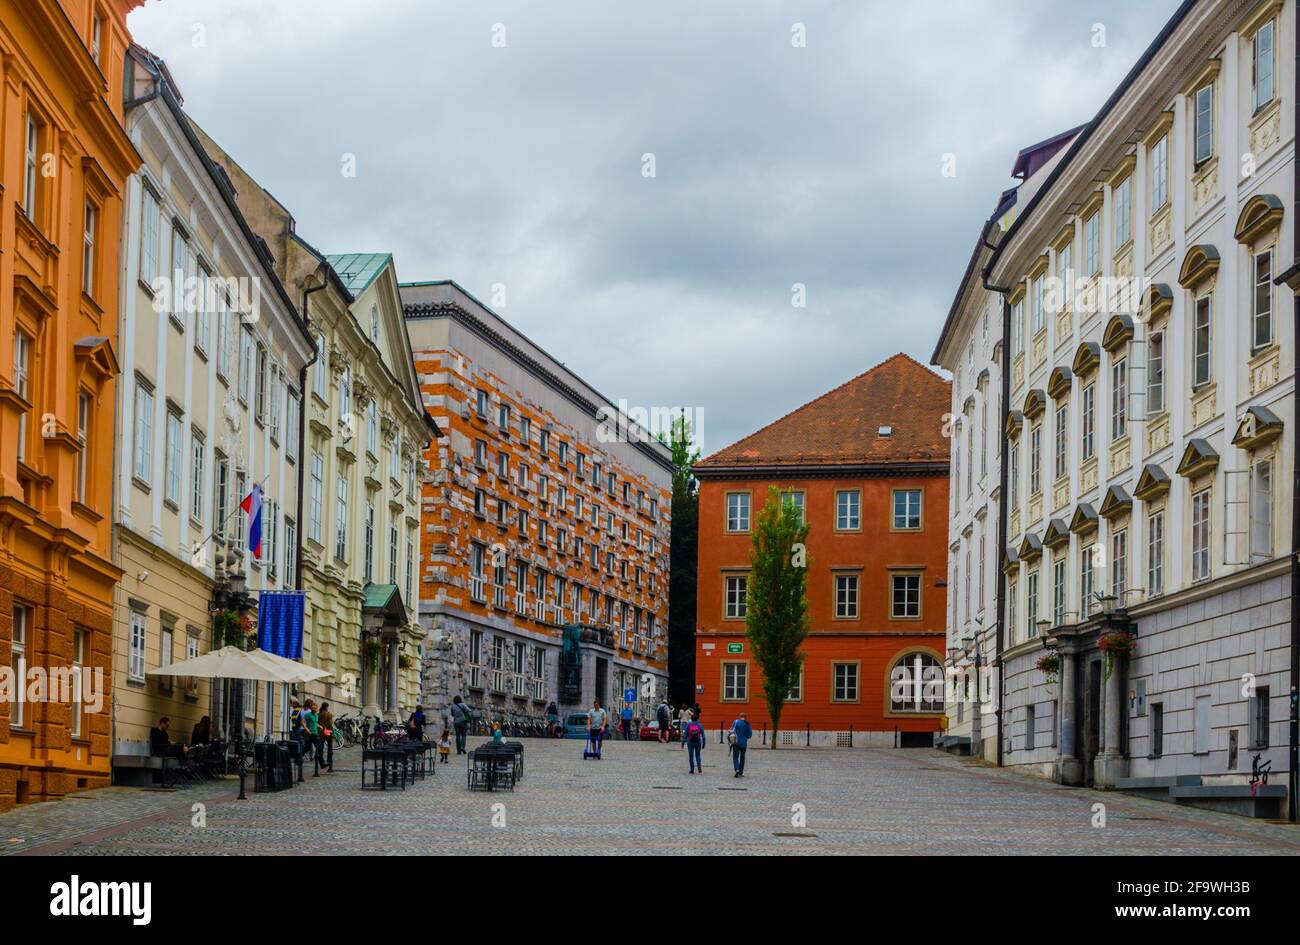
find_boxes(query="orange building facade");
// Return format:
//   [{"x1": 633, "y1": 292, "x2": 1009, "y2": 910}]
[
  {"x1": 694, "y1": 354, "x2": 951, "y2": 747},
  {"x1": 0, "y1": 0, "x2": 141, "y2": 809}
]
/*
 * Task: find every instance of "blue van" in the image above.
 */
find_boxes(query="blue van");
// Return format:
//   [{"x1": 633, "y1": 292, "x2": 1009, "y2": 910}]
[{"x1": 564, "y1": 713, "x2": 591, "y2": 738}]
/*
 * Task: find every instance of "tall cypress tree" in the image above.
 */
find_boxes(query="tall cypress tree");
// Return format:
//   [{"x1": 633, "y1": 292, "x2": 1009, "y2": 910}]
[
  {"x1": 660, "y1": 413, "x2": 699, "y2": 706},
  {"x1": 745, "y1": 486, "x2": 810, "y2": 747}
]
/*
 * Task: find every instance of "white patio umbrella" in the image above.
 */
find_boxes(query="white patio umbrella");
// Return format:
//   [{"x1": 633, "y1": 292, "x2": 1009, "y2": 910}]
[{"x1": 148, "y1": 645, "x2": 331, "y2": 684}]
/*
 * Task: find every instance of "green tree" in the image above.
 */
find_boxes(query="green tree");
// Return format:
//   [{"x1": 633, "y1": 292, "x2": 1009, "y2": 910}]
[
  {"x1": 745, "y1": 486, "x2": 810, "y2": 747},
  {"x1": 658, "y1": 412, "x2": 699, "y2": 706}
]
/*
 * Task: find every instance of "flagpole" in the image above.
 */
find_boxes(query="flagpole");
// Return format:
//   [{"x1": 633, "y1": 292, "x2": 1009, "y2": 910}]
[{"x1": 192, "y1": 472, "x2": 273, "y2": 559}]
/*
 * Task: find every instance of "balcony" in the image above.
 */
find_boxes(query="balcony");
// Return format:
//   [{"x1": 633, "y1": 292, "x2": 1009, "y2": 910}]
[
  {"x1": 532, "y1": 677, "x2": 545, "y2": 700},
  {"x1": 515, "y1": 592, "x2": 527, "y2": 616},
  {"x1": 470, "y1": 576, "x2": 485, "y2": 603},
  {"x1": 467, "y1": 665, "x2": 483, "y2": 689},
  {"x1": 491, "y1": 668, "x2": 506, "y2": 693},
  {"x1": 512, "y1": 673, "x2": 527, "y2": 697},
  {"x1": 493, "y1": 584, "x2": 507, "y2": 609}
]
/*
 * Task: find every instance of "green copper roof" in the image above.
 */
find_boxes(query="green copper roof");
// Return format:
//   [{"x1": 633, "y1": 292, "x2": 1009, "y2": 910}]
[
  {"x1": 361, "y1": 582, "x2": 401, "y2": 611},
  {"x1": 324, "y1": 253, "x2": 392, "y2": 294}
]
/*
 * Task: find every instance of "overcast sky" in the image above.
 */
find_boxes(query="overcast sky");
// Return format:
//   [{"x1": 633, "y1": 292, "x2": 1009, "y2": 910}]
[{"x1": 128, "y1": 0, "x2": 1182, "y2": 457}]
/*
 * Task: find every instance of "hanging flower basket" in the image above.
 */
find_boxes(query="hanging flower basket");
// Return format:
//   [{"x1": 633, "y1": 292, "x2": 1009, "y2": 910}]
[
  {"x1": 1098, "y1": 630, "x2": 1136, "y2": 679},
  {"x1": 398, "y1": 652, "x2": 413, "y2": 671},
  {"x1": 1035, "y1": 652, "x2": 1060, "y2": 683},
  {"x1": 214, "y1": 610, "x2": 244, "y2": 648},
  {"x1": 362, "y1": 637, "x2": 383, "y2": 672}
]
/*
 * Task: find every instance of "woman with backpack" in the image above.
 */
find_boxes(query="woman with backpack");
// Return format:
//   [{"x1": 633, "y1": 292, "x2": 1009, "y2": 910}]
[{"x1": 684, "y1": 712, "x2": 706, "y2": 774}]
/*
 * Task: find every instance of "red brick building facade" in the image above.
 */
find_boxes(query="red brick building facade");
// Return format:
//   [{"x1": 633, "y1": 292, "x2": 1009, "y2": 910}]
[{"x1": 693, "y1": 354, "x2": 951, "y2": 747}]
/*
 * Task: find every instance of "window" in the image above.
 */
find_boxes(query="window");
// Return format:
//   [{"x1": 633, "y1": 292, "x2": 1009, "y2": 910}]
[
  {"x1": 1032, "y1": 275, "x2": 1044, "y2": 335},
  {"x1": 1193, "y1": 82, "x2": 1214, "y2": 166},
  {"x1": 1250, "y1": 459, "x2": 1273, "y2": 561},
  {"x1": 891, "y1": 573, "x2": 921, "y2": 619},
  {"x1": 213, "y1": 453, "x2": 229, "y2": 542},
  {"x1": 1080, "y1": 544, "x2": 1095, "y2": 615},
  {"x1": 781, "y1": 491, "x2": 805, "y2": 526},
  {"x1": 286, "y1": 390, "x2": 299, "y2": 463},
  {"x1": 389, "y1": 524, "x2": 399, "y2": 585},
  {"x1": 497, "y1": 402, "x2": 509, "y2": 430},
  {"x1": 335, "y1": 474, "x2": 348, "y2": 560},
  {"x1": 1052, "y1": 558, "x2": 1065, "y2": 626},
  {"x1": 497, "y1": 451, "x2": 508, "y2": 478},
  {"x1": 1113, "y1": 176, "x2": 1130, "y2": 248},
  {"x1": 264, "y1": 498, "x2": 278, "y2": 580},
  {"x1": 14, "y1": 332, "x2": 31, "y2": 464},
  {"x1": 1009, "y1": 441, "x2": 1020, "y2": 509},
  {"x1": 406, "y1": 536, "x2": 415, "y2": 599},
  {"x1": 369, "y1": 304, "x2": 380, "y2": 342},
  {"x1": 82, "y1": 202, "x2": 97, "y2": 297},
  {"x1": 1025, "y1": 704, "x2": 1036, "y2": 750},
  {"x1": 128, "y1": 609, "x2": 146, "y2": 684},
  {"x1": 1147, "y1": 331, "x2": 1165, "y2": 414},
  {"x1": 23, "y1": 112, "x2": 41, "y2": 221},
  {"x1": 1008, "y1": 578, "x2": 1018, "y2": 644},
  {"x1": 1029, "y1": 425, "x2": 1041, "y2": 495},
  {"x1": 474, "y1": 439, "x2": 486, "y2": 467},
  {"x1": 827, "y1": 662, "x2": 859, "y2": 702},
  {"x1": 308, "y1": 451, "x2": 324, "y2": 542},
  {"x1": 475, "y1": 389, "x2": 488, "y2": 418},
  {"x1": 91, "y1": 11, "x2": 103, "y2": 63},
  {"x1": 470, "y1": 544, "x2": 486, "y2": 601},
  {"x1": 10, "y1": 605, "x2": 28, "y2": 726},
  {"x1": 1053, "y1": 404, "x2": 1068, "y2": 481},
  {"x1": 1147, "y1": 509, "x2": 1165, "y2": 597},
  {"x1": 836, "y1": 490, "x2": 861, "y2": 530},
  {"x1": 1012, "y1": 298, "x2": 1023, "y2": 355},
  {"x1": 725, "y1": 493, "x2": 750, "y2": 532},
  {"x1": 889, "y1": 653, "x2": 943, "y2": 712},
  {"x1": 195, "y1": 267, "x2": 211, "y2": 355},
  {"x1": 76, "y1": 392, "x2": 91, "y2": 504},
  {"x1": 232, "y1": 471, "x2": 247, "y2": 551},
  {"x1": 722, "y1": 662, "x2": 748, "y2": 702},
  {"x1": 1111, "y1": 357, "x2": 1127, "y2": 440},
  {"x1": 1253, "y1": 250, "x2": 1273, "y2": 351},
  {"x1": 1151, "y1": 134, "x2": 1168, "y2": 211},
  {"x1": 893, "y1": 489, "x2": 922, "y2": 530},
  {"x1": 1250, "y1": 686, "x2": 1271, "y2": 749},
  {"x1": 367, "y1": 400, "x2": 378, "y2": 455},
  {"x1": 1253, "y1": 19, "x2": 1275, "y2": 113},
  {"x1": 724, "y1": 575, "x2": 747, "y2": 620},
  {"x1": 313, "y1": 333, "x2": 328, "y2": 397},
  {"x1": 284, "y1": 518, "x2": 297, "y2": 580},
  {"x1": 1150, "y1": 702, "x2": 1164, "y2": 757},
  {"x1": 1026, "y1": 569, "x2": 1039, "y2": 637},
  {"x1": 71, "y1": 628, "x2": 85, "y2": 738},
  {"x1": 834, "y1": 573, "x2": 859, "y2": 619},
  {"x1": 1111, "y1": 528, "x2": 1128, "y2": 599},
  {"x1": 363, "y1": 502, "x2": 375, "y2": 583},
  {"x1": 140, "y1": 186, "x2": 160, "y2": 287},
  {"x1": 339, "y1": 366, "x2": 351, "y2": 425},
  {"x1": 541, "y1": 430, "x2": 551, "y2": 455},
  {"x1": 1193, "y1": 296, "x2": 1212, "y2": 388},
  {"x1": 190, "y1": 430, "x2": 205, "y2": 523},
  {"x1": 164, "y1": 410, "x2": 183, "y2": 505},
  {"x1": 520, "y1": 416, "x2": 531, "y2": 445},
  {"x1": 1084, "y1": 211, "x2": 1100, "y2": 276},
  {"x1": 1191, "y1": 488, "x2": 1211, "y2": 582},
  {"x1": 238, "y1": 327, "x2": 252, "y2": 404},
  {"x1": 1080, "y1": 383, "x2": 1095, "y2": 460}
]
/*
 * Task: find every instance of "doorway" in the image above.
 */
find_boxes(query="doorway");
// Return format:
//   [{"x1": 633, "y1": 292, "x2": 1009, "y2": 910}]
[{"x1": 1082, "y1": 658, "x2": 1101, "y2": 786}]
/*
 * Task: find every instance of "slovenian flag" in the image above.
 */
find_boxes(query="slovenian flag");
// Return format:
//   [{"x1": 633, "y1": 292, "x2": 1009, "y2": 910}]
[{"x1": 241, "y1": 484, "x2": 264, "y2": 560}]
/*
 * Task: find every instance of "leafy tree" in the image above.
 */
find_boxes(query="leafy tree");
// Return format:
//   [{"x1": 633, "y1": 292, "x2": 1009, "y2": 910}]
[
  {"x1": 745, "y1": 486, "x2": 810, "y2": 747},
  {"x1": 658, "y1": 412, "x2": 699, "y2": 705}
]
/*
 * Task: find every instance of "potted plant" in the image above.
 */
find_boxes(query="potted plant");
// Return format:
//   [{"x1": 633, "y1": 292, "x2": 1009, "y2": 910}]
[
  {"x1": 214, "y1": 610, "x2": 244, "y2": 648},
  {"x1": 1098, "y1": 630, "x2": 1136, "y2": 679},
  {"x1": 1035, "y1": 651, "x2": 1060, "y2": 684},
  {"x1": 362, "y1": 637, "x2": 383, "y2": 673}
]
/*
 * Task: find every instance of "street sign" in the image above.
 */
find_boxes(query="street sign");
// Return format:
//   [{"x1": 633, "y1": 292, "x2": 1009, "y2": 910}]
[
  {"x1": 726, "y1": 643, "x2": 744, "y2": 654},
  {"x1": 624, "y1": 688, "x2": 636, "y2": 704}
]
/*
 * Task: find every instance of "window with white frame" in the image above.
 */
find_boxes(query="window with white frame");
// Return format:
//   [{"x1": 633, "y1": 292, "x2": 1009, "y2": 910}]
[
  {"x1": 1052, "y1": 557, "x2": 1065, "y2": 626},
  {"x1": 832, "y1": 662, "x2": 860, "y2": 703},
  {"x1": 71, "y1": 628, "x2": 85, "y2": 738},
  {"x1": 722, "y1": 662, "x2": 748, "y2": 701},
  {"x1": 891, "y1": 573, "x2": 921, "y2": 619},
  {"x1": 190, "y1": 430, "x2": 205, "y2": 524},
  {"x1": 1029, "y1": 424, "x2": 1042, "y2": 495},
  {"x1": 1253, "y1": 249, "x2": 1273, "y2": 351},
  {"x1": 238, "y1": 327, "x2": 252, "y2": 404},
  {"x1": 1250, "y1": 458, "x2": 1273, "y2": 561},
  {"x1": 834, "y1": 573, "x2": 859, "y2": 619},
  {"x1": 335, "y1": 474, "x2": 348, "y2": 560},
  {"x1": 9, "y1": 605, "x2": 29, "y2": 726},
  {"x1": 1009, "y1": 440, "x2": 1020, "y2": 509},
  {"x1": 890, "y1": 653, "x2": 942, "y2": 712},
  {"x1": 1147, "y1": 331, "x2": 1165, "y2": 414},
  {"x1": 726, "y1": 492, "x2": 750, "y2": 532},
  {"x1": 1080, "y1": 544, "x2": 1095, "y2": 615},
  {"x1": 23, "y1": 113, "x2": 40, "y2": 221},
  {"x1": 1150, "y1": 134, "x2": 1168, "y2": 211},
  {"x1": 894, "y1": 489, "x2": 922, "y2": 530},
  {"x1": 308, "y1": 451, "x2": 323, "y2": 542},
  {"x1": 1111, "y1": 528, "x2": 1128, "y2": 599},
  {"x1": 1111, "y1": 357, "x2": 1127, "y2": 440},
  {"x1": 1191, "y1": 488, "x2": 1212, "y2": 582},
  {"x1": 286, "y1": 389, "x2": 299, "y2": 462},
  {"x1": 1253, "y1": 18, "x2": 1275, "y2": 113},
  {"x1": 1008, "y1": 578, "x2": 1018, "y2": 646},
  {"x1": 76, "y1": 391, "x2": 91, "y2": 504},
  {"x1": 82, "y1": 201, "x2": 97, "y2": 297},
  {"x1": 1085, "y1": 211, "x2": 1100, "y2": 276},
  {"x1": 1054, "y1": 404, "x2": 1068, "y2": 480},
  {"x1": 836, "y1": 490, "x2": 861, "y2": 530},
  {"x1": 1193, "y1": 296, "x2": 1212, "y2": 387},
  {"x1": 363, "y1": 501, "x2": 375, "y2": 583},
  {"x1": 1081, "y1": 383, "x2": 1096, "y2": 459},
  {"x1": 1026, "y1": 568, "x2": 1039, "y2": 637},
  {"x1": 164, "y1": 410, "x2": 183, "y2": 505},
  {"x1": 1113, "y1": 176, "x2": 1131, "y2": 247},
  {"x1": 1147, "y1": 509, "x2": 1165, "y2": 598},
  {"x1": 285, "y1": 518, "x2": 297, "y2": 580},
  {"x1": 1032, "y1": 275, "x2": 1044, "y2": 335},
  {"x1": 14, "y1": 331, "x2": 31, "y2": 464},
  {"x1": 724, "y1": 575, "x2": 747, "y2": 619},
  {"x1": 140, "y1": 185, "x2": 160, "y2": 286},
  {"x1": 128, "y1": 608, "x2": 146, "y2": 684},
  {"x1": 389, "y1": 524, "x2": 399, "y2": 585},
  {"x1": 1193, "y1": 82, "x2": 1214, "y2": 165}
]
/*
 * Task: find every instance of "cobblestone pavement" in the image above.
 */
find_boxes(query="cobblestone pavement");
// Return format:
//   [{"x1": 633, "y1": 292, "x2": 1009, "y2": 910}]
[{"x1": 2, "y1": 739, "x2": 1298, "y2": 855}]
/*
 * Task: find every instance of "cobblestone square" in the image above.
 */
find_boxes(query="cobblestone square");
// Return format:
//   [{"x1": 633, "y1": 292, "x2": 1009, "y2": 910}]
[{"x1": 2, "y1": 739, "x2": 1298, "y2": 856}]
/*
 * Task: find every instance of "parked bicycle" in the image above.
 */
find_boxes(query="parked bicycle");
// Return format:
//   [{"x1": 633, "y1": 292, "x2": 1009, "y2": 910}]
[{"x1": 1250, "y1": 752, "x2": 1271, "y2": 798}]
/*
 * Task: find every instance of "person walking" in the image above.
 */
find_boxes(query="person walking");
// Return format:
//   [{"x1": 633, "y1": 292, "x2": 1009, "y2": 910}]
[
  {"x1": 684, "y1": 713, "x2": 706, "y2": 774},
  {"x1": 407, "y1": 704, "x2": 427, "y2": 742},
  {"x1": 656, "y1": 698, "x2": 671, "y2": 743},
  {"x1": 678, "y1": 704, "x2": 692, "y2": 747},
  {"x1": 317, "y1": 702, "x2": 335, "y2": 772},
  {"x1": 450, "y1": 696, "x2": 470, "y2": 754},
  {"x1": 728, "y1": 712, "x2": 753, "y2": 778},
  {"x1": 620, "y1": 703, "x2": 633, "y2": 740},
  {"x1": 589, "y1": 699, "x2": 608, "y2": 754},
  {"x1": 302, "y1": 700, "x2": 321, "y2": 775}
]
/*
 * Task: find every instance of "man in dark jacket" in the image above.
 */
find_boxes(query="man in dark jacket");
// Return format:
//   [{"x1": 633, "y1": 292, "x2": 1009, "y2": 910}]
[
  {"x1": 450, "y1": 696, "x2": 471, "y2": 754},
  {"x1": 728, "y1": 712, "x2": 754, "y2": 777}
]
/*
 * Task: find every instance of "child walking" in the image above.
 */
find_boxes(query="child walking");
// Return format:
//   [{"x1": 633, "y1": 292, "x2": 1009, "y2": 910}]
[{"x1": 438, "y1": 729, "x2": 452, "y2": 764}]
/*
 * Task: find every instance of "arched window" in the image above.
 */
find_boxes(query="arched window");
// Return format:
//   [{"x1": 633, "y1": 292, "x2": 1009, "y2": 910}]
[{"x1": 890, "y1": 652, "x2": 944, "y2": 713}]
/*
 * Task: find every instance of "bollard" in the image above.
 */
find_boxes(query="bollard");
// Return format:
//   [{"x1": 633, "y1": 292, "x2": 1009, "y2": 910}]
[
  {"x1": 849, "y1": 723, "x2": 853, "y2": 748},
  {"x1": 894, "y1": 725, "x2": 899, "y2": 749},
  {"x1": 806, "y1": 722, "x2": 810, "y2": 747},
  {"x1": 236, "y1": 733, "x2": 247, "y2": 800},
  {"x1": 762, "y1": 722, "x2": 767, "y2": 746}
]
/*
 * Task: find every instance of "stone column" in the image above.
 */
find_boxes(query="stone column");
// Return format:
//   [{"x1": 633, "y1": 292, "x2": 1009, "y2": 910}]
[
  {"x1": 1094, "y1": 653, "x2": 1128, "y2": 787},
  {"x1": 387, "y1": 640, "x2": 400, "y2": 721},
  {"x1": 1056, "y1": 649, "x2": 1082, "y2": 784},
  {"x1": 361, "y1": 637, "x2": 381, "y2": 721}
]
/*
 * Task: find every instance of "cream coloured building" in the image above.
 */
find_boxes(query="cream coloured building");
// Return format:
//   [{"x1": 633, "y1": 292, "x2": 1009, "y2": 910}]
[
  {"x1": 983, "y1": 0, "x2": 1295, "y2": 812},
  {"x1": 112, "y1": 47, "x2": 314, "y2": 774},
  {"x1": 180, "y1": 120, "x2": 438, "y2": 724}
]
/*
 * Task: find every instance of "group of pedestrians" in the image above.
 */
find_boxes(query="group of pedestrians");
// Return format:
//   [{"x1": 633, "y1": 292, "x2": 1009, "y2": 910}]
[
  {"x1": 652, "y1": 699, "x2": 753, "y2": 777},
  {"x1": 288, "y1": 697, "x2": 334, "y2": 774}
]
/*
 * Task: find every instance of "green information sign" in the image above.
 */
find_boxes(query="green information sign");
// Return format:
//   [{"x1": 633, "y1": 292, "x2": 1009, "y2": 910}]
[{"x1": 726, "y1": 643, "x2": 744, "y2": 654}]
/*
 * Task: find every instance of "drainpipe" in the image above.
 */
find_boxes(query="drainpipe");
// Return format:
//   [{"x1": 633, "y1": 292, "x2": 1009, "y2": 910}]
[
  {"x1": 981, "y1": 222, "x2": 1012, "y2": 770},
  {"x1": 297, "y1": 267, "x2": 327, "y2": 591}
]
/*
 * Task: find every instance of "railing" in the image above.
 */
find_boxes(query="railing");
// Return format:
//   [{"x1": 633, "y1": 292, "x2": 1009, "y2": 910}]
[
  {"x1": 512, "y1": 673, "x2": 526, "y2": 697},
  {"x1": 470, "y1": 576, "x2": 485, "y2": 602},
  {"x1": 491, "y1": 668, "x2": 506, "y2": 693},
  {"x1": 493, "y1": 584, "x2": 507, "y2": 609},
  {"x1": 515, "y1": 592, "x2": 527, "y2": 615},
  {"x1": 535, "y1": 599, "x2": 546, "y2": 621},
  {"x1": 467, "y1": 665, "x2": 483, "y2": 689},
  {"x1": 532, "y1": 677, "x2": 545, "y2": 700}
]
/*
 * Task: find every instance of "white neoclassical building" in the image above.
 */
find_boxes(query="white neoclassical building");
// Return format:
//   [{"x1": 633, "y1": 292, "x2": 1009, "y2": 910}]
[{"x1": 976, "y1": 0, "x2": 1295, "y2": 815}]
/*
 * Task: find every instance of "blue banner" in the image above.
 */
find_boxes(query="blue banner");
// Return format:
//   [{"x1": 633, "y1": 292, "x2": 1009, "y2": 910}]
[{"x1": 257, "y1": 591, "x2": 305, "y2": 659}]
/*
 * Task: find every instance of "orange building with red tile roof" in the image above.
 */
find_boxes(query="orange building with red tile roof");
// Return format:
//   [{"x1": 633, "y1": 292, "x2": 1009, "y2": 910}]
[{"x1": 693, "y1": 354, "x2": 951, "y2": 747}]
